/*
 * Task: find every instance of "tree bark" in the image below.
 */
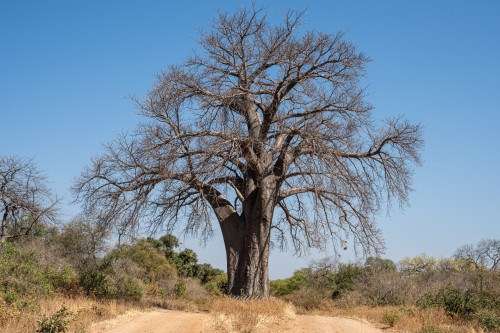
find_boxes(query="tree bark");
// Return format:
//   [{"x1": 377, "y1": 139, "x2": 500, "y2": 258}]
[
  {"x1": 1, "y1": 208, "x2": 9, "y2": 243},
  {"x1": 220, "y1": 177, "x2": 275, "y2": 297}
]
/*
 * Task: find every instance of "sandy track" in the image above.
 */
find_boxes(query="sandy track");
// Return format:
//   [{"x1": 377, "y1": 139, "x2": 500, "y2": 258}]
[
  {"x1": 295, "y1": 315, "x2": 383, "y2": 333},
  {"x1": 89, "y1": 309, "x2": 383, "y2": 333},
  {"x1": 88, "y1": 310, "x2": 208, "y2": 333}
]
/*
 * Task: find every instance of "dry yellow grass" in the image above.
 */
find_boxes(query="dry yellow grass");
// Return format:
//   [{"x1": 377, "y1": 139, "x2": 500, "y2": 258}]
[
  {"x1": 204, "y1": 297, "x2": 296, "y2": 333},
  {"x1": 0, "y1": 296, "x2": 146, "y2": 333},
  {"x1": 1, "y1": 295, "x2": 486, "y2": 333},
  {"x1": 306, "y1": 305, "x2": 480, "y2": 333}
]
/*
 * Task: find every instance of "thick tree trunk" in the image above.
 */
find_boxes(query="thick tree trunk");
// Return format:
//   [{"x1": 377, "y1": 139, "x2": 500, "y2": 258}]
[
  {"x1": 224, "y1": 222, "x2": 271, "y2": 297},
  {"x1": 219, "y1": 177, "x2": 275, "y2": 297},
  {"x1": 1, "y1": 209, "x2": 9, "y2": 243}
]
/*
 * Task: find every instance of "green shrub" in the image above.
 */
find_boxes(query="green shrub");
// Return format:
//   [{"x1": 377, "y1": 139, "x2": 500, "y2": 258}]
[
  {"x1": 417, "y1": 291, "x2": 440, "y2": 309},
  {"x1": 332, "y1": 264, "x2": 361, "y2": 298},
  {"x1": 418, "y1": 285, "x2": 477, "y2": 318},
  {"x1": 37, "y1": 305, "x2": 72, "y2": 333},
  {"x1": 3, "y1": 290, "x2": 18, "y2": 305},
  {"x1": 45, "y1": 266, "x2": 78, "y2": 292},
  {"x1": 105, "y1": 240, "x2": 176, "y2": 283},
  {"x1": 442, "y1": 286, "x2": 478, "y2": 318},
  {"x1": 79, "y1": 268, "x2": 110, "y2": 298},
  {"x1": 114, "y1": 277, "x2": 144, "y2": 300},
  {"x1": 381, "y1": 310, "x2": 401, "y2": 327},
  {"x1": 0, "y1": 242, "x2": 53, "y2": 298},
  {"x1": 175, "y1": 280, "x2": 187, "y2": 298},
  {"x1": 475, "y1": 309, "x2": 500, "y2": 332},
  {"x1": 271, "y1": 269, "x2": 309, "y2": 296},
  {"x1": 204, "y1": 273, "x2": 228, "y2": 295}
]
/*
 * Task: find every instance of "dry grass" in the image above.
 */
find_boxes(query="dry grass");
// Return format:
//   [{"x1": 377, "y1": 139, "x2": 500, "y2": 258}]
[
  {"x1": 204, "y1": 297, "x2": 296, "y2": 333},
  {"x1": 0, "y1": 296, "x2": 146, "y2": 333},
  {"x1": 1, "y1": 294, "x2": 487, "y2": 333},
  {"x1": 303, "y1": 305, "x2": 480, "y2": 333}
]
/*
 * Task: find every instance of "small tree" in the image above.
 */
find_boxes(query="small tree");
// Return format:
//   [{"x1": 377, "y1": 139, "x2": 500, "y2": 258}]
[
  {"x1": 56, "y1": 217, "x2": 109, "y2": 269},
  {"x1": 1, "y1": 156, "x2": 58, "y2": 243},
  {"x1": 74, "y1": 7, "x2": 422, "y2": 296}
]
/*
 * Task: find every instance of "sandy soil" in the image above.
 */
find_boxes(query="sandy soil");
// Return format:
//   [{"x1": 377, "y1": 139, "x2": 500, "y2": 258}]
[
  {"x1": 295, "y1": 315, "x2": 383, "y2": 333},
  {"x1": 88, "y1": 309, "x2": 384, "y2": 333},
  {"x1": 88, "y1": 310, "x2": 208, "y2": 333}
]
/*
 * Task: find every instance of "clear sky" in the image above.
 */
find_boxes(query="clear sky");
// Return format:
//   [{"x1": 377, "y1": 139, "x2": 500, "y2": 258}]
[{"x1": 1, "y1": 1, "x2": 499, "y2": 279}]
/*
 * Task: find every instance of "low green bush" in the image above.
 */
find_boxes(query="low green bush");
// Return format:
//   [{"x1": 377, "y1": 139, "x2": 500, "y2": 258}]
[
  {"x1": 44, "y1": 266, "x2": 78, "y2": 293},
  {"x1": 0, "y1": 242, "x2": 53, "y2": 299},
  {"x1": 37, "y1": 305, "x2": 72, "y2": 333},
  {"x1": 418, "y1": 285, "x2": 477, "y2": 318},
  {"x1": 475, "y1": 309, "x2": 500, "y2": 332},
  {"x1": 270, "y1": 269, "x2": 309, "y2": 296},
  {"x1": 114, "y1": 277, "x2": 144, "y2": 300},
  {"x1": 175, "y1": 280, "x2": 187, "y2": 298},
  {"x1": 332, "y1": 264, "x2": 361, "y2": 299},
  {"x1": 381, "y1": 309, "x2": 401, "y2": 327},
  {"x1": 79, "y1": 268, "x2": 110, "y2": 298}
]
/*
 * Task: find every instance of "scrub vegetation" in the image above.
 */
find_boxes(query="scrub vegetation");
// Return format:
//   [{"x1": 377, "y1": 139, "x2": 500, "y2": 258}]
[
  {"x1": 1, "y1": 224, "x2": 498, "y2": 332},
  {"x1": 269, "y1": 241, "x2": 500, "y2": 332}
]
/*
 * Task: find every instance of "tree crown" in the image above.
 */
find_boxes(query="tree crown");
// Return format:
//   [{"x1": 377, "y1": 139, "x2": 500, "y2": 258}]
[{"x1": 74, "y1": 7, "x2": 422, "y2": 256}]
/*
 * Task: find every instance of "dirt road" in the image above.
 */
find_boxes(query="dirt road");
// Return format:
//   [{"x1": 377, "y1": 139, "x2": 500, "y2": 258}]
[{"x1": 89, "y1": 309, "x2": 383, "y2": 333}]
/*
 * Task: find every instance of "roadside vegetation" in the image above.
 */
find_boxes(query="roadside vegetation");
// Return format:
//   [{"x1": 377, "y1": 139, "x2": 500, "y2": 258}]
[
  {"x1": 0, "y1": 221, "x2": 226, "y2": 332},
  {"x1": 270, "y1": 240, "x2": 500, "y2": 332},
  {"x1": 1, "y1": 213, "x2": 498, "y2": 333}
]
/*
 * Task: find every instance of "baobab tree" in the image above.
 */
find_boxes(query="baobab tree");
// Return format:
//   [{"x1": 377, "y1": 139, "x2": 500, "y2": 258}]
[
  {"x1": 1, "y1": 156, "x2": 58, "y2": 243},
  {"x1": 74, "y1": 7, "x2": 423, "y2": 296}
]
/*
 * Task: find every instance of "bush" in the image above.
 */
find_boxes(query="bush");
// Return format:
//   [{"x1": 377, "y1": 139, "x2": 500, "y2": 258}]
[
  {"x1": 37, "y1": 305, "x2": 72, "y2": 333},
  {"x1": 79, "y1": 268, "x2": 110, "y2": 298},
  {"x1": 271, "y1": 269, "x2": 309, "y2": 296},
  {"x1": 418, "y1": 285, "x2": 477, "y2": 318},
  {"x1": 0, "y1": 242, "x2": 53, "y2": 298},
  {"x1": 418, "y1": 291, "x2": 440, "y2": 309},
  {"x1": 332, "y1": 264, "x2": 361, "y2": 298},
  {"x1": 115, "y1": 277, "x2": 144, "y2": 301},
  {"x1": 105, "y1": 240, "x2": 176, "y2": 283},
  {"x1": 381, "y1": 310, "x2": 401, "y2": 327},
  {"x1": 44, "y1": 266, "x2": 78, "y2": 293},
  {"x1": 175, "y1": 280, "x2": 187, "y2": 298},
  {"x1": 3, "y1": 290, "x2": 18, "y2": 305},
  {"x1": 443, "y1": 287, "x2": 479, "y2": 318},
  {"x1": 353, "y1": 270, "x2": 415, "y2": 305},
  {"x1": 204, "y1": 273, "x2": 228, "y2": 295},
  {"x1": 475, "y1": 309, "x2": 500, "y2": 332}
]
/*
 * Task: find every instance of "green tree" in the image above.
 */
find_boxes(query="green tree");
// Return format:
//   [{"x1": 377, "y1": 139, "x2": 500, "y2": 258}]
[
  {"x1": 365, "y1": 257, "x2": 397, "y2": 272},
  {"x1": 271, "y1": 269, "x2": 309, "y2": 296},
  {"x1": 105, "y1": 239, "x2": 176, "y2": 283},
  {"x1": 400, "y1": 254, "x2": 437, "y2": 275},
  {"x1": 332, "y1": 264, "x2": 362, "y2": 298},
  {"x1": 56, "y1": 217, "x2": 108, "y2": 270}
]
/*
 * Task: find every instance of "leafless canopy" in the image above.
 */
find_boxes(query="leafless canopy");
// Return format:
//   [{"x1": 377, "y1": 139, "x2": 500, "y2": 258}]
[
  {"x1": 454, "y1": 239, "x2": 500, "y2": 271},
  {"x1": 74, "y1": 7, "x2": 422, "y2": 256},
  {"x1": 0, "y1": 156, "x2": 58, "y2": 242}
]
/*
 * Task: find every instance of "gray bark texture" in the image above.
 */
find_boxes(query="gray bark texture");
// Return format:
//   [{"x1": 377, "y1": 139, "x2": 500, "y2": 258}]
[{"x1": 73, "y1": 7, "x2": 423, "y2": 296}]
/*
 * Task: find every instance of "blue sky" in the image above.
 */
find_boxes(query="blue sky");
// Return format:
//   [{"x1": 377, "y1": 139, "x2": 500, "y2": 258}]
[{"x1": 1, "y1": 1, "x2": 499, "y2": 279}]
